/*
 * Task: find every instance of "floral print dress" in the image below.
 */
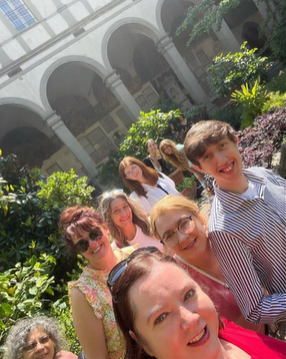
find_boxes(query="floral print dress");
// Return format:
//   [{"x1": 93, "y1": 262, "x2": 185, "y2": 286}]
[{"x1": 69, "y1": 246, "x2": 136, "y2": 359}]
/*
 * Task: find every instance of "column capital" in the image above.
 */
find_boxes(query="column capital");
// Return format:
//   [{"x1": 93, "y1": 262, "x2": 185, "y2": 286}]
[
  {"x1": 156, "y1": 35, "x2": 174, "y2": 54},
  {"x1": 44, "y1": 112, "x2": 64, "y2": 131},
  {"x1": 104, "y1": 71, "x2": 123, "y2": 90}
]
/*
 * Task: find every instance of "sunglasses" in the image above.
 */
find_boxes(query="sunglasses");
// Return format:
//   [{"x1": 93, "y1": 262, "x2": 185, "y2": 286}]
[
  {"x1": 107, "y1": 246, "x2": 159, "y2": 291},
  {"x1": 74, "y1": 227, "x2": 103, "y2": 253},
  {"x1": 102, "y1": 189, "x2": 124, "y2": 199},
  {"x1": 23, "y1": 335, "x2": 50, "y2": 352}
]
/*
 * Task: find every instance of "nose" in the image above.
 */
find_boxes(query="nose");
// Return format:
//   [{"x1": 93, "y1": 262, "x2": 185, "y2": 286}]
[
  {"x1": 34, "y1": 342, "x2": 45, "y2": 352},
  {"x1": 176, "y1": 230, "x2": 188, "y2": 243},
  {"x1": 179, "y1": 306, "x2": 199, "y2": 330}
]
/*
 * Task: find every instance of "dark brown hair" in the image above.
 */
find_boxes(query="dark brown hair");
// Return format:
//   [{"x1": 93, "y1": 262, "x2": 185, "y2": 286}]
[
  {"x1": 118, "y1": 157, "x2": 159, "y2": 197},
  {"x1": 111, "y1": 250, "x2": 224, "y2": 359},
  {"x1": 59, "y1": 205, "x2": 104, "y2": 255},
  {"x1": 184, "y1": 120, "x2": 236, "y2": 167}
]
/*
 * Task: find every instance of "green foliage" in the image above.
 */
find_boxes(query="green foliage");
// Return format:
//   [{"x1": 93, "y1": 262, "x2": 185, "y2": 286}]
[
  {"x1": 176, "y1": 176, "x2": 195, "y2": 192},
  {"x1": 176, "y1": 0, "x2": 286, "y2": 63},
  {"x1": 0, "y1": 255, "x2": 55, "y2": 346},
  {"x1": 210, "y1": 105, "x2": 242, "y2": 130},
  {"x1": 261, "y1": 92, "x2": 286, "y2": 113},
  {"x1": 207, "y1": 42, "x2": 271, "y2": 98},
  {"x1": 231, "y1": 78, "x2": 269, "y2": 128},
  {"x1": 119, "y1": 109, "x2": 180, "y2": 159},
  {"x1": 183, "y1": 105, "x2": 209, "y2": 123},
  {"x1": 154, "y1": 95, "x2": 178, "y2": 112},
  {"x1": 265, "y1": 70, "x2": 286, "y2": 94},
  {"x1": 37, "y1": 169, "x2": 93, "y2": 210},
  {"x1": 95, "y1": 150, "x2": 125, "y2": 189}
]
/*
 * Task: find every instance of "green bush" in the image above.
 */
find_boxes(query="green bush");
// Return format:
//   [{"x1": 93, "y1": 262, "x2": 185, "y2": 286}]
[
  {"x1": 210, "y1": 105, "x2": 242, "y2": 130},
  {"x1": 207, "y1": 42, "x2": 271, "y2": 98},
  {"x1": 265, "y1": 70, "x2": 286, "y2": 94},
  {"x1": 231, "y1": 78, "x2": 269, "y2": 129}
]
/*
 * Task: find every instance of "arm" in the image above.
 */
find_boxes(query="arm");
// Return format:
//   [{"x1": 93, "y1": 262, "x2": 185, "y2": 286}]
[
  {"x1": 210, "y1": 231, "x2": 286, "y2": 325},
  {"x1": 70, "y1": 287, "x2": 109, "y2": 359}
]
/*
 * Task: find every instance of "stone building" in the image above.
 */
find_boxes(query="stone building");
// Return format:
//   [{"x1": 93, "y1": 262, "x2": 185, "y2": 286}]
[{"x1": 0, "y1": 0, "x2": 269, "y2": 180}]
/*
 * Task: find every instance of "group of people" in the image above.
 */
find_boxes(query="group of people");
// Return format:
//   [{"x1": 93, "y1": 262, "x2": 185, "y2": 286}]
[{"x1": 3, "y1": 120, "x2": 286, "y2": 359}]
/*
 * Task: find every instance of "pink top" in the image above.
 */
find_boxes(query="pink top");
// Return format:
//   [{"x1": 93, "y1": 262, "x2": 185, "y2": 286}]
[
  {"x1": 177, "y1": 260, "x2": 265, "y2": 334},
  {"x1": 219, "y1": 318, "x2": 285, "y2": 358}
]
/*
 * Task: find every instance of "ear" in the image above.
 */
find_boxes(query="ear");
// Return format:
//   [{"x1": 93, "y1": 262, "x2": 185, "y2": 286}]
[
  {"x1": 129, "y1": 330, "x2": 137, "y2": 341},
  {"x1": 193, "y1": 164, "x2": 206, "y2": 173},
  {"x1": 129, "y1": 330, "x2": 154, "y2": 357},
  {"x1": 234, "y1": 135, "x2": 239, "y2": 146}
]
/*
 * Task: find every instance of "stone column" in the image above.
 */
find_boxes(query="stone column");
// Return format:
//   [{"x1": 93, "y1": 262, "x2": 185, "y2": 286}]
[
  {"x1": 45, "y1": 113, "x2": 97, "y2": 178},
  {"x1": 104, "y1": 71, "x2": 141, "y2": 122},
  {"x1": 252, "y1": 0, "x2": 276, "y2": 27},
  {"x1": 212, "y1": 19, "x2": 241, "y2": 53},
  {"x1": 156, "y1": 35, "x2": 212, "y2": 109}
]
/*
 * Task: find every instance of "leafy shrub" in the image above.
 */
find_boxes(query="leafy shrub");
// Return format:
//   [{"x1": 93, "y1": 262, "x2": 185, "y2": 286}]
[
  {"x1": 265, "y1": 70, "x2": 286, "y2": 94},
  {"x1": 231, "y1": 78, "x2": 269, "y2": 129},
  {"x1": 154, "y1": 95, "x2": 178, "y2": 112},
  {"x1": 0, "y1": 255, "x2": 55, "y2": 349},
  {"x1": 237, "y1": 106, "x2": 286, "y2": 168},
  {"x1": 207, "y1": 42, "x2": 271, "y2": 98},
  {"x1": 210, "y1": 104, "x2": 242, "y2": 130},
  {"x1": 261, "y1": 92, "x2": 286, "y2": 113}
]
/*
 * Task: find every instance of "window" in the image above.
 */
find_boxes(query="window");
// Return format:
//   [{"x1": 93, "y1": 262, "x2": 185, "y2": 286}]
[{"x1": 0, "y1": 0, "x2": 36, "y2": 32}]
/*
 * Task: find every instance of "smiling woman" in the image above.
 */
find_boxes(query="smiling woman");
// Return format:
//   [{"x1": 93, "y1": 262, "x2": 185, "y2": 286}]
[
  {"x1": 59, "y1": 206, "x2": 136, "y2": 359},
  {"x1": 98, "y1": 190, "x2": 162, "y2": 250},
  {"x1": 3, "y1": 316, "x2": 76, "y2": 359},
  {"x1": 109, "y1": 248, "x2": 286, "y2": 359}
]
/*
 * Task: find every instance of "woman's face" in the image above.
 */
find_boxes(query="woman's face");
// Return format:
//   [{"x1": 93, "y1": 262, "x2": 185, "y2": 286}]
[
  {"x1": 23, "y1": 327, "x2": 55, "y2": 359},
  {"x1": 129, "y1": 262, "x2": 221, "y2": 359},
  {"x1": 147, "y1": 140, "x2": 158, "y2": 154},
  {"x1": 124, "y1": 163, "x2": 144, "y2": 182},
  {"x1": 70, "y1": 223, "x2": 111, "y2": 265},
  {"x1": 162, "y1": 145, "x2": 173, "y2": 155},
  {"x1": 154, "y1": 209, "x2": 208, "y2": 263},
  {"x1": 110, "y1": 198, "x2": 133, "y2": 228}
]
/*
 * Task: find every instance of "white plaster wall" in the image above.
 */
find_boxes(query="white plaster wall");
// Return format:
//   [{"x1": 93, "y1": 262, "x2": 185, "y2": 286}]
[
  {"x1": 69, "y1": 2, "x2": 90, "y2": 22},
  {"x1": 21, "y1": 24, "x2": 51, "y2": 50},
  {"x1": 2, "y1": 39, "x2": 27, "y2": 61},
  {"x1": 86, "y1": 0, "x2": 115, "y2": 11},
  {"x1": 0, "y1": 22, "x2": 12, "y2": 44},
  {"x1": 30, "y1": 0, "x2": 57, "y2": 18},
  {"x1": 46, "y1": 13, "x2": 69, "y2": 35}
]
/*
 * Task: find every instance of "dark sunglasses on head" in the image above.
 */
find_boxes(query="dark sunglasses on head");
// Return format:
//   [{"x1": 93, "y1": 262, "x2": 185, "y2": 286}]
[
  {"x1": 74, "y1": 227, "x2": 103, "y2": 253},
  {"x1": 107, "y1": 246, "x2": 159, "y2": 292}
]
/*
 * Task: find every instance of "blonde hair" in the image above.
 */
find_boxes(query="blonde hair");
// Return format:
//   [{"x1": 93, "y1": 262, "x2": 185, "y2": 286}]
[
  {"x1": 159, "y1": 139, "x2": 189, "y2": 171},
  {"x1": 149, "y1": 195, "x2": 207, "y2": 240}
]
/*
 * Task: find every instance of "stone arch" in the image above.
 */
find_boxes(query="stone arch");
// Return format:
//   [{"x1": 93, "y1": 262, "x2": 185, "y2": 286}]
[
  {"x1": 0, "y1": 101, "x2": 59, "y2": 168},
  {"x1": 0, "y1": 97, "x2": 47, "y2": 119},
  {"x1": 102, "y1": 17, "x2": 163, "y2": 69},
  {"x1": 40, "y1": 55, "x2": 110, "y2": 114}
]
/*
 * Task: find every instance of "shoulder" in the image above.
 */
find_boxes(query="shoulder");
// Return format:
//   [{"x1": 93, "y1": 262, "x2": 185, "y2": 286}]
[
  {"x1": 143, "y1": 156, "x2": 151, "y2": 165},
  {"x1": 54, "y1": 351, "x2": 77, "y2": 359}
]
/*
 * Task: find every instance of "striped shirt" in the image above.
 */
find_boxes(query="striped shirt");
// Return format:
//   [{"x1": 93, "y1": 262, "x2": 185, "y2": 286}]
[{"x1": 208, "y1": 167, "x2": 286, "y2": 325}]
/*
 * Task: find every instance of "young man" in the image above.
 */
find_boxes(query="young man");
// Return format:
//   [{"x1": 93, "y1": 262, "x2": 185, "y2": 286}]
[{"x1": 184, "y1": 120, "x2": 286, "y2": 337}]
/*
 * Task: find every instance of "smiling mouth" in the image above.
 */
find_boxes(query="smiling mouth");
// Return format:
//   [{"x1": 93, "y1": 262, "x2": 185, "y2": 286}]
[
  {"x1": 219, "y1": 162, "x2": 234, "y2": 173},
  {"x1": 92, "y1": 244, "x2": 102, "y2": 254},
  {"x1": 188, "y1": 326, "x2": 206, "y2": 345},
  {"x1": 183, "y1": 238, "x2": 196, "y2": 250}
]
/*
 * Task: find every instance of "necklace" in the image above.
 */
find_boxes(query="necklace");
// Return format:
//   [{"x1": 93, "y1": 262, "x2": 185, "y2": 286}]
[{"x1": 176, "y1": 255, "x2": 229, "y2": 289}]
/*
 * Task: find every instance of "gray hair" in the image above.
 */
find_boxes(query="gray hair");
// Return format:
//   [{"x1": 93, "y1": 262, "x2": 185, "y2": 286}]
[{"x1": 4, "y1": 316, "x2": 68, "y2": 359}]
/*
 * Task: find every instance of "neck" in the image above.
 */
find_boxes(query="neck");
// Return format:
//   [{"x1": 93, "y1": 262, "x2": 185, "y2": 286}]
[
  {"x1": 218, "y1": 175, "x2": 248, "y2": 194},
  {"x1": 88, "y1": 248, "x2": 117, "y2": 272},
  {"x1": 121, "y1": 223, "x2": 136, "y2": 241}
]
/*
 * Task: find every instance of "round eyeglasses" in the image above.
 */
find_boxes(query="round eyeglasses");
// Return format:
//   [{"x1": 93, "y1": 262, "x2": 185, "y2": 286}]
[
  {"x1": 160, "y1": 215, "x2": 195, "y2": 248},
  {"x1": 125, "y1": 164, "x2": 138, "y2": 178},
  {"x1": 23, "y1": 335, "x2": 50, "y2": 352},
  {"x1": 74, "y1": 227, "x2": 103, "y2": 253},
  {"x1": 107, "y1": 246, "x2": 159, "y2": 292}
]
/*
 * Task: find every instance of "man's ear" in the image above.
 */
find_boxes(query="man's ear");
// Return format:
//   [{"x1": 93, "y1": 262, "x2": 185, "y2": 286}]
[
  {"x1": 234, "y1": 135, "x2": 239, "y2": 145},
  {"x1": 193, "y1": 164, "x2": 206, "y2": 173}
]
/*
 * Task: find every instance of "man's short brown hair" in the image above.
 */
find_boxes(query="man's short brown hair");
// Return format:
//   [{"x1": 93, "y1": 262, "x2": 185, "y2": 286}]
[{"x1": 184, "y1": 120, "x2": 236, "y2": 167}]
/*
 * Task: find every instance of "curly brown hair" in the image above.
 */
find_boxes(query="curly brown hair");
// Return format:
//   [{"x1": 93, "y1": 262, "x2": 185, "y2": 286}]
[{"x1": 159, "y1": 139, "x2": 189, "y2": 171}]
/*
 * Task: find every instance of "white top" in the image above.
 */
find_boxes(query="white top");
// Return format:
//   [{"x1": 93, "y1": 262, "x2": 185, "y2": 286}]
[
  {"x1": 130, "y1": 173, "x2": 180, "y2": 214},
  {"x1": 111, "y1": 225, "x2": 163, "y2": 251}
]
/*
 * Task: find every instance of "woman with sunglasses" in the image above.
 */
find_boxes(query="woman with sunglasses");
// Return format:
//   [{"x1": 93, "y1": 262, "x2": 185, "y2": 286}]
[
  {"x1": 59, "y1": 206, "x2": 135, "y2": 359},
  {"x1": 108, "y1": 248, "x2": 285, "y2": 359},
  {"x1": 4, "y1": 315, "x2": 76, "y2": 359},
  {"x1": 149, "y1": 195, "x2": 265, "y2": 334},
  {"x1": 159, "y1": 139, "x2": 214, "y2": 195},
  {"x1": 98, "y1": 190, "x2": 162, "y2": 250},
  {"x1": 118, "y1": 157, "x2": 180, "y2": 214}
]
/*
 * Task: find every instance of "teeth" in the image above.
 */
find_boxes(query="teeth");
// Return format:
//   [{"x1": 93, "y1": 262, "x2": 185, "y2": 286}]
[
  {"x1": 92, "y1": 245, "x2": 101, "y2": 254},
  {"x1": 188, "y1": 328, "x2": 205, "y2": 344},
  {"x1": 224, "y1": 164, "x2": 233, "y2": 172}
]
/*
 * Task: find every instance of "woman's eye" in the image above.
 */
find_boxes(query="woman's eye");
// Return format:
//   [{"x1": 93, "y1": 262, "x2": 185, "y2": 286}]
[
  {"x1": 154, "y1": 313, "x2": 168, "y2": 325},
  {"x1": 184, "y1": 289, "x2": 195, "y2": 301}
]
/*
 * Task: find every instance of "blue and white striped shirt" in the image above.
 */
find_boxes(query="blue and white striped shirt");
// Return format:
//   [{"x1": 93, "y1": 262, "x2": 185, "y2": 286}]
[{"x1": 209, "y1": 167, "x2": 286, "y2": 325}]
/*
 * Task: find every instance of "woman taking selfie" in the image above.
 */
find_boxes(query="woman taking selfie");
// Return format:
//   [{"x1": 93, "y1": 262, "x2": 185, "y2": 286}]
[
  {"x1": 108, "y1": 248, "x2": 285, "y2": 359},
  {"x1": 59, "y1": 205, "x2": 134, "y2": 359},
  {"x1": 149, "y1": 195, "x2": 265, "y2": 334},
  {"x1": 118, "y1": 157, "x2": 180, "y2": 214},
  {"x1": 98, "y1": 189, "x2": 162, "y2": 250}
]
